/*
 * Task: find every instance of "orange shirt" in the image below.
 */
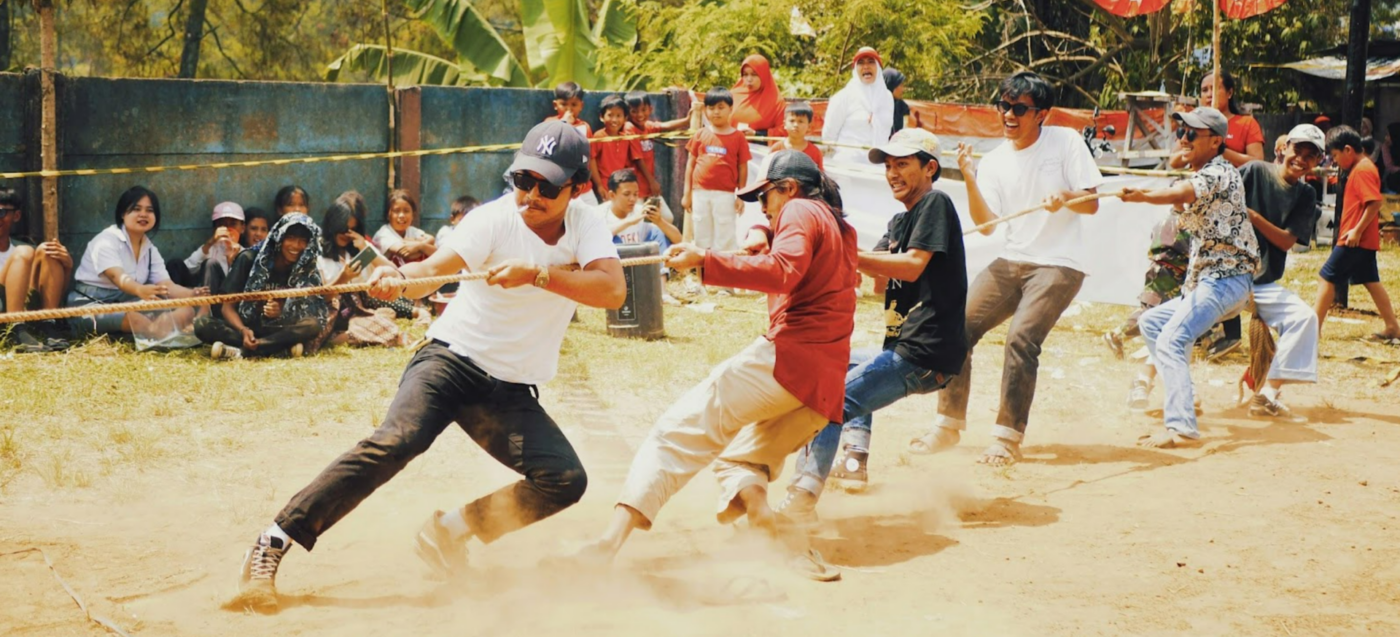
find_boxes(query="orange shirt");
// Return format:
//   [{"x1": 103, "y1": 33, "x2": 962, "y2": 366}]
[
  {"x1": 626, "y1": 120, "x2": 663, "y2": 198},
  {"x1": 770, "y1": 138, "x2": 825, "y2": 171},
  {"x1": 1226, "y1": 114, "x2": 1264, "y2": 155},
  {"x1": 687, "y1": 128, "x2": 752, "y2": 192},
  {"x1": 1340, "y1": 156, "x2": 1383, "y2": 251},
  {"x1": 590, "y1": 127, "x2": 641, "y2": 192}
]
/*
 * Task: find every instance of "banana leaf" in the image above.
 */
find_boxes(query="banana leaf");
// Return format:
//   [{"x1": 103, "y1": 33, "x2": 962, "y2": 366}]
[
  {"x1": 521, "y1": 0, "x2": 602, "y2": 88},
  {"x1": 593, "y1": 0, "x2": 638, "y2": 48},
  {"x1": 405, "y1": 0, "x2": 530, "y2": 86},
  {"x1": 325, "y1": 44, "x2": 484, "y2": 87}
]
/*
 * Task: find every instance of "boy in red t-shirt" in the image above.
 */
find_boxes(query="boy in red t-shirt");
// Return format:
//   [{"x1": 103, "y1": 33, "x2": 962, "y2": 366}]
[
  {"x1": 544, "y1": 82, "x2": 597, "y2": 204},
  {"x1": 1315, "y1": 125, "x2": 1400, "y2": 340},
  {"x1": 624, "y1": 91, "x2": 691, "y2": 208},
  {"x1": 684, "y1": 87, "x2": 750, "y2": 261},
  {"x1": 590, "y1": 94, "x2": 643, "y2": 201},
  {"x1": 769, "y1": 101, "x2": 824, "y2": 171}
]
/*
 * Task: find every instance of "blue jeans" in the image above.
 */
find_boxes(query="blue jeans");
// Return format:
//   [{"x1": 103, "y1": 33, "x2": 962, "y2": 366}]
[
  {"x1": 1138, "y1": 274, "x2": 1252, "y2": 439},
  {"x1": 791, "y1": 348, "x2": 950, "y2": 496}
]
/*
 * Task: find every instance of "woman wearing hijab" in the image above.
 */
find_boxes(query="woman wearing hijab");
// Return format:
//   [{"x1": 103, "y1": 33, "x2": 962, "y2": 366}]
[
  {"x1": 884, "y1": 67, "x2": 910, "y2": 137},
  {"x1": 731, "y1": 54, "x2": 788, "y2": 137},
  {"x1": 822, "y1": 47, "x2": 895, "y2": 164},
  {"x1": 194, "y1": 213, "x2": 331, "y2": 359}
]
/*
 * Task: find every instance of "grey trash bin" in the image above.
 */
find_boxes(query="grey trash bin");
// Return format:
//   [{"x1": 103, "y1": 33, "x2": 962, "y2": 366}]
[{"x1": 607, "y1": 242, "x2": 665, "y2": 340}]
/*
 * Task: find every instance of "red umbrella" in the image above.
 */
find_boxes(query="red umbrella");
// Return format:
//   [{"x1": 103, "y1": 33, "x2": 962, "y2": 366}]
[
  {"x1": 1220, "y1": 0, "x2": 1287, "y2": 19},
  {"x1": 1091, "y1": 0, "x2": 1171, "y2": 16}
]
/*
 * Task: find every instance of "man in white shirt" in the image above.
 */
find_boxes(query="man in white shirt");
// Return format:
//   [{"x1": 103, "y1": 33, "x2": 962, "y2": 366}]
[
  {"x1": 907, "y1": 71, "x2": 1103, "y2": 466},
  {"x1": 232, "y1": 121, "x2": 625, "y2": 613}
]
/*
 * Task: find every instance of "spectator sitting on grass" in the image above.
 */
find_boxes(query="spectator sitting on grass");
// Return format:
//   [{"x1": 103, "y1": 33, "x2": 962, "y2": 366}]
[
  {"x1": 0, "y1": 187, "x2": 73, "y2": 352},
  {"x1": 67, "y1": 185, "x2": 205, "y2": 345},
  {"x1": 373, "y1": 189, "x2": 436, "y2": 266},
  {"x1": 435, "y1": 195, "x2": 480, "y2": 245},
  {"x1": 195, "y1": 213, "x2": 329, "y2": 359},
  {"x1": 602, "y1": 169, "x2": 680, "y2": 247},
  {"x1": 273, "y1": 185, "x2": 310, "y2": 220},
  {"x1": 165, "y1": 201, "x2": 244, "y2": 301},
  {"x1": 244, "y1": 206, "x2": 273, "y2": 248}
]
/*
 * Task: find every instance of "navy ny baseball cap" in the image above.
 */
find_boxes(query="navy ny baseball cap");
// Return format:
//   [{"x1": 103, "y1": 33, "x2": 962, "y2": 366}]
[{"x1": 508, "y1": 120, "x2": 591, "y2": 187}]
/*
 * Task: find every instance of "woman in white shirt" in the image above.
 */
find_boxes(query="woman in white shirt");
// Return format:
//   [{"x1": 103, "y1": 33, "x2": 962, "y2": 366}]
[
  {"x1": 68, "y1": 186, "x2": 204, "y2": 338},
  {"x1": 821, "y1": 47, "x2": 895, "y2": 164}
]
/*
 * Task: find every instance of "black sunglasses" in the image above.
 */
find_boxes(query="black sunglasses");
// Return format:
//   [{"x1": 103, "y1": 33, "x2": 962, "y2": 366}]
[
  {"x1": 1174, "y1": 127, "x2": 1202, "y2": 142},
  {"x1": 0, "y1": 207, "x2": 17, "y2": 216},
  {"x1": 757, "y1": 183, "x2": 780, "y2": 206},
  {"x1": 511, "y1": 171, "x2": 566, "y2": 199},
  {"x1": 994, "y1": 101, "x2": 1041, "y2": 117}
]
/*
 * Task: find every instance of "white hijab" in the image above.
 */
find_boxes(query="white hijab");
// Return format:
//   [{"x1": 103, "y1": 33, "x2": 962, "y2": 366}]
[{"x1": 836, "y1": 60, "x2": 895, "y2": 148}]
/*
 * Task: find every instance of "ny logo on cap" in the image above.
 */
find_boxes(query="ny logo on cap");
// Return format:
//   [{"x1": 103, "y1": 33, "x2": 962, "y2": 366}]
[{"x1": 536, "y1": 135, "x2": 558, "y2": 156}]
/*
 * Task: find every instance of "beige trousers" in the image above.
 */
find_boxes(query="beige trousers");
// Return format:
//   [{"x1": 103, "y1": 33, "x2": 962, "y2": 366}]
[{"x1": 616, "y1": 337, "x2": 828, "y2": 528}]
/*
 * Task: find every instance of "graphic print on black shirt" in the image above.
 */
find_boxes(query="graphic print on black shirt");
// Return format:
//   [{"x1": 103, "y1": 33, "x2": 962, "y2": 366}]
[{"x1": 881, "y1": 190, "x2": 969, "y2": 374}]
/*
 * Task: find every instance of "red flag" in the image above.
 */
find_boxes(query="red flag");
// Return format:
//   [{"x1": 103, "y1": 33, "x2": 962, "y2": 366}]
[
  {"x1": 1091, "y1": 0, "x2": 1171, "y2": 16},
  {"x1": 1220, "y1": 0, "x2": 1287, "y2": 18}
]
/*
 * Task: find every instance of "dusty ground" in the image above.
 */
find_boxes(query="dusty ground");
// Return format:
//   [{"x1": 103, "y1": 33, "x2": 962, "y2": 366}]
[{"x1": 3, "y1": 247, "x2": 1400, "y2": 636}]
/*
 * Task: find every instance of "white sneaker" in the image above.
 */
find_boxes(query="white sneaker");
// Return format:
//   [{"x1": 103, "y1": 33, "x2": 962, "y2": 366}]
[
  {"x1": 1248, "y1": 392, "x2": 1293, "y2": 418},
  {"x1": 683, "y1": 279, "x2": 705, "y2": 297},
  {"x1": 661, "y1": 293, "x2": 682, "y2": 306},
  {"x1": 211, "y1": 342, "x2": 243, "y2": 360},
  {"x1": 1127, "y1": 379, "x2": 1151, "y2": 412}
]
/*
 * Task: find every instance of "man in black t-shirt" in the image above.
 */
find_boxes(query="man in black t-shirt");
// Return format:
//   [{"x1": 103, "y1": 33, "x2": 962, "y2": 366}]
[
  {"x1": 1233, "y1": 125, "x2": 1325, "y2": 417},
  {"x1": 781, "y1": 128, "x2": 967, "y2": 520}
]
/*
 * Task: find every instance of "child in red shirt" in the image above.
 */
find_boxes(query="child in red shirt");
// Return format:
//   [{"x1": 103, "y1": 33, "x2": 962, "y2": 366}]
[
  {"x1": 769, "y1": 101, "x2": 824, "y2": 171},
  {"x1": 684, "y1": 87, "x2": 750, "y2": 258},
  {"x1": 590, "y1": 94, "x2": 643, "y2": 201},
  {"x1": 1315, "y1": 125, "x2": 1400, "y2": 340},
  {"x1": 544, "y1": 82, "x2": 596, "y2": 204},
  {"x1": 624, "y1": 91, "x2": 691, "y2": 203}
]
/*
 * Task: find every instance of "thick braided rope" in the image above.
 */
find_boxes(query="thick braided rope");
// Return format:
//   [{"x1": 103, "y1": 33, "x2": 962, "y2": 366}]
[
  {"x1": 962, "y1": 190, "x2": 1123, "y2": 235},
  {"x1": 0, "y1": 255, "x2": 669, "y2": 324}
]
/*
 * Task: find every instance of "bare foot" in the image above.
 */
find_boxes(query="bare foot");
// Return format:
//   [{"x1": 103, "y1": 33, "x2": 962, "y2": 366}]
[
  {"x1": 909, "y1": 427, "x2": 960, "y2": 455},
  {"x1": 738, "y1": 484, "x2": 776, "y2": 536},
  {"x1": 976, "y1": 439, "x2": 1021, "y2": 467},
  {"x1": 1136, "y1": 430, "x2": 1200, "y2": 448}
]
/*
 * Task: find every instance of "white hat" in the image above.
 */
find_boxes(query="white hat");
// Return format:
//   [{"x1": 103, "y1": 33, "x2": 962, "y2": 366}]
[
  {"x1": 1286, "y1": 124, "x2": 1326, "y2": 153},
  {"x1": 212, "y1": 201, "x2": 245, "y2": 222}
]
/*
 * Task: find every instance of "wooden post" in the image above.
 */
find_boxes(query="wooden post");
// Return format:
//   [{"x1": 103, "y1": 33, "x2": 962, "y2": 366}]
[
  {"x1": 397, "y1": 87, "x2": 422, "y2": 217},
  {"x1": 1341, "y1": 0, "x2": 1372, "y2": 128},
  {"x1": 382, "y1": 0, "x2": 397, "y2": 194},
  {"x1": 38, "y1": 0, "x2": 57, "y2": 242},
  {"x1": 1210, "y1": 0, "x2": 1221, "y2": 110}
]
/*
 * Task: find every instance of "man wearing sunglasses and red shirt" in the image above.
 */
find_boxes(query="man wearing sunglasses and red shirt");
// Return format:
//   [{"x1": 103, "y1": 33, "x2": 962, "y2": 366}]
[
  {"x1": 908, "y1": 71, "x2": 1104, "y2": 467},
  {"x1": 231, "y1": 120, "x2": 626, "y2": 613}
]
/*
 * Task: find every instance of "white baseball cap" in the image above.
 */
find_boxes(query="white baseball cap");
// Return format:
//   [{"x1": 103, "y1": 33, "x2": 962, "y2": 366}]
[
  {"x1": 212, "y1": 201, "x2": 245, "y2": 222},
  {"x1": 1286, "y1": 124, "x2": 1326, "y2": 153}
]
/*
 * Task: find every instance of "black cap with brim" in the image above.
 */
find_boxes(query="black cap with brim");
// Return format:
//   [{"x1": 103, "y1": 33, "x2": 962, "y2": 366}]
[
  {"x1": 507, "y1": 120, "x2": 592, "y2": 187},
  {"x1": 737, "y1": 150, "x2": 823, "y2": 202}
]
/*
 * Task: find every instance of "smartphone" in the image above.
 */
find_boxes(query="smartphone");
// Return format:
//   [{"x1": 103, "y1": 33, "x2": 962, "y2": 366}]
[{"x1": 347, "y1": 245, "x2": 379, "y2": 274}]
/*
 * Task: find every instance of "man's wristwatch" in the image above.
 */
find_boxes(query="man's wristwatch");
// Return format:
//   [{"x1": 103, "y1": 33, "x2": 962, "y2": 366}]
[{"x1": 533, "y1": 265, "x2": 550, "y2": 289}]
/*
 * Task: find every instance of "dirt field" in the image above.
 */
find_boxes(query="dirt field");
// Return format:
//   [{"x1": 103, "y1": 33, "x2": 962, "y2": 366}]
[{"x1": 3, "y1": 248, "x2": 1400, "y2": 636}]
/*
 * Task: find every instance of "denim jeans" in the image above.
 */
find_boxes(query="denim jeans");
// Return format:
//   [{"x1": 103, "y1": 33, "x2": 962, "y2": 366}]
[
  {"x1": 791, "y1": 348, "x2": 950, "y2": 497},
  {"x1": 275, "y1": 341, "x2": 587, "y2": 550},
  {"x1": 937, "y1": 258, "x2": 1085, "y2": 443},
  {"x1": 1138, "y1": 274, "x2": 1252, "y2": 438}
]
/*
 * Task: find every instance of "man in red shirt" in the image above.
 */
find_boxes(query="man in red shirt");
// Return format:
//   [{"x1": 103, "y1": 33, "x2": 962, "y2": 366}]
[
  {"x1": 580, "y1": 151, "x2": 857, "y2": 580},
  {"x1": 1315, "y1": 125, "x2": 1400, "y2": 340}
]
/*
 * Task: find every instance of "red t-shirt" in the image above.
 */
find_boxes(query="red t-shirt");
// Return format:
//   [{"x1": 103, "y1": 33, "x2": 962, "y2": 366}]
[
  {"x1": 545, "y1": 116, "x2": 594, "y2": 196},
  {"x1": 770, "y1": 138, "x2": 825, "y2": 171},
  {"x1": 687, "y1": 128, "x2": 752, "y2": 192},
  {"x1": 626, "y1": 121, "x2": 663, "y2": 198},
  {"x1": 591, "y1": 127, "x2": 642, "y2": 193},
  {"x1": 1226, "y1": 114, "x2": 1264, "y2": 155},
  {"x1": 702, "y1": 199, "x2": 859, "y2": 422},
  {"x1": 1340, "y1": 156, "x2": 1383, "y2": 251}
]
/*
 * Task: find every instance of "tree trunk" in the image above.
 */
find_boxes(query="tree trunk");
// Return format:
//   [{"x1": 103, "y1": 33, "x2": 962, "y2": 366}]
[
  {"x1": 0, "y1": 1, "x2": 12, "y2": 71},
  {"x1": 38, "y1": 0, "x2": 57, "y2": 242},
  {"x1": 179, "y1": 0, "x2": 210, "y2": 79},
  {"x1": 1341, "y1": 0, "x2": 1372, "y2": 128}
]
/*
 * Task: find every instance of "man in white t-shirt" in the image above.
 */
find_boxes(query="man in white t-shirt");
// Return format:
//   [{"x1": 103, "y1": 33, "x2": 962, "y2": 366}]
[
  {"x1": 232, "y1": 121, "x2": 625, "y2": 613},
  {"x1": 907, "y1": 71, "x2": 1104, "y2": 467}
]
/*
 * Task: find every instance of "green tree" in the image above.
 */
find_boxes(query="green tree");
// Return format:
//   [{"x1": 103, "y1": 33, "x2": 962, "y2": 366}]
[{"x1": 595, "y1": 0, "x2": 984, "y2": 100}]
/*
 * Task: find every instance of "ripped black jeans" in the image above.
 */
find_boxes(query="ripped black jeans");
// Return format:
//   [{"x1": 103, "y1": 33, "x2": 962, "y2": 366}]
[{"x1": 275, "y1": 341, "x2": 587, "y2": 550}]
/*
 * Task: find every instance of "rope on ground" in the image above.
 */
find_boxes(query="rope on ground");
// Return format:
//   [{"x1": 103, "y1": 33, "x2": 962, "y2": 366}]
[
  {"x1": 961, "y1": 190, "x2": 1123, "y2": 236},
  {"x1": 1, "y1": 547, "x2": 132, "y2": 636},
  {"x1": 0, "y1": 255, "x2": 669, "y2": 324}
]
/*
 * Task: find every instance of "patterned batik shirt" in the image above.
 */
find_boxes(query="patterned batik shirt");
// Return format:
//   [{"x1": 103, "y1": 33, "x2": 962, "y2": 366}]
[{"x1": 1177, "y1": 155, "x2": 1260, "y2": 291}]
